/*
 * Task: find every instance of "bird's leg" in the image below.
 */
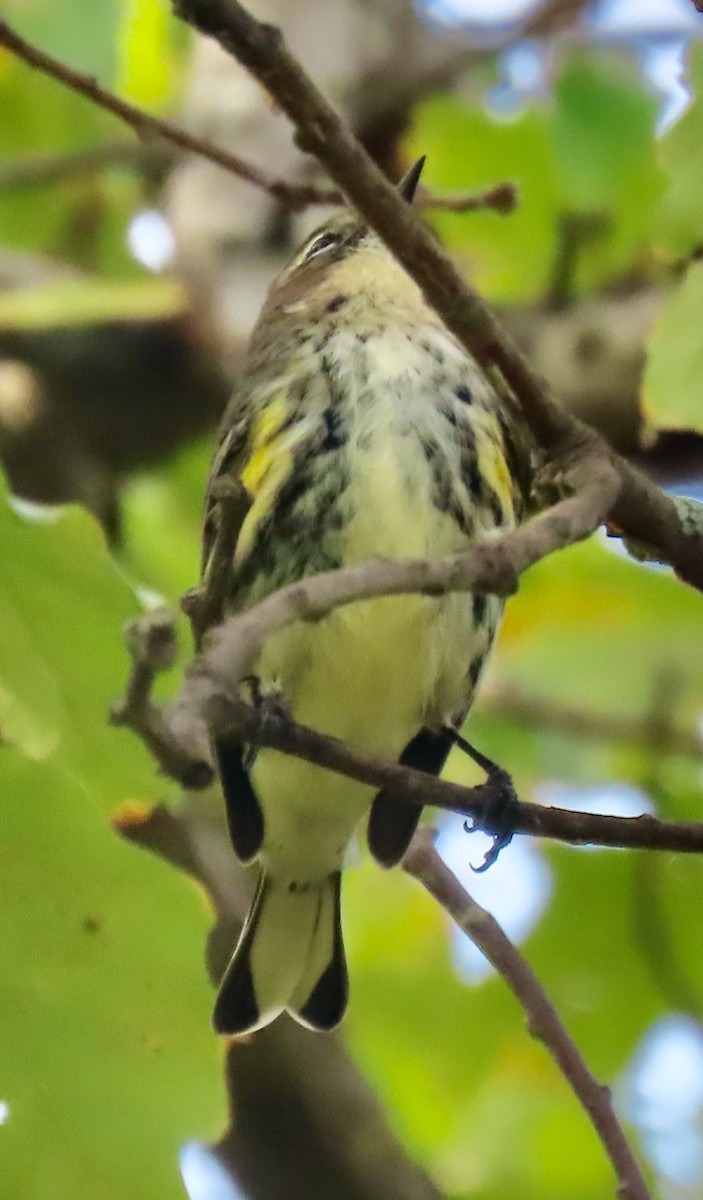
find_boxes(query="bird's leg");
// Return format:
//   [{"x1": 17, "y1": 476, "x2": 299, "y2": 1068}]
[
  {"x1": 446, "y1": 729, "x2": 520, "y2": 872},
  {"x1": 241, "y1": 675, "x2": 290, "y2": 769}
]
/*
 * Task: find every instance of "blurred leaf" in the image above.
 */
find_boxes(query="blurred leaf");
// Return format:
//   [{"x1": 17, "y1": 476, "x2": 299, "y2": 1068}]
[
  {"x1": 0, "y1": 3, "x2": 160, "y2": 273},
  {"x1": 0, "y1": 63, "x2": 107, "y2": 256},
  {"x1": 346, "y1": 859, "x2": 520, "y2": 1151},
  {"x1": 529, "y1": 846, "x2": 662, "y2": 1077},
  {"x1": 497, "y1": 537, "x2": 703, "y2": 734},
  {"x1": 0, "y1": 1, "x2": 116, "y2": 257},
  {"x1": 0, "y1": 276, "x2": 186, "y2": 330},
  {"x1": 551, "y1": 57, "x2": 656, "y2": 206},
  {"x1": 654, "y1": 42, "x2": 703, "y2": 257},
  {"x1": 410, "y1": 95, "x2": 562, "y2": 302},
  {"x1": 0, "y1": 453, "x2": 223, "y2": 1197},
  {"x1": 0, "y1": 474, "x2": 170, "y2": 807},
  {"x1": 116, "y1": 0, "x2": 186, "y2": 107},
  {"x1": 549, "y1": 54, "x2": 664, "y2": 293},
  {"x1": 650, "y1": 853, "x2": 703, "y2": 1017},
  {"x1": 411, "y1": 53, "x2": 662, "y2": 303},
  {"x1": 2, "y1": 0, "x2": 121, "y2": 85},
  {"x1": 121, "y1": 436, "x2": 211, "y2": 602},
  {"x1": 642, "y1": 260, "x2": 703, "y2": 435},
  {"x1": 0, "y1": 748, "x2": 224, "y2": 1200}
]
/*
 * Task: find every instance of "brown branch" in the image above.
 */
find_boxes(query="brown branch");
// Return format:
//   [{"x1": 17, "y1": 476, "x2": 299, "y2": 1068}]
[
  {"x1": 0, "y1": 19, "x2": 515, "y2": 218},
  {"x1": 417, "y1": 180, "x2": 518, "y2": 215},
  {"x1": 110, "y1": 608, "x2": 214, "y2": 788},
  {"x1": 171, "y1": 0, "x2": 703, "y2": 591},
  {"x1": 526, "y1": 0, "x2": 594, "y2": 37},
  {"x1": 403, "y1": 831, "x2": 651, "y2": 1200},
  {"x1": 111, "y1": 464, "x2": 703, "y2": 857},
  {"x1": 114, "y1": 609, "x2": 703, "y2": 856},
  {"x1": 197, "y1": 456, "x2": 619, "y2": 696},
  {"x1": 0, "y1": 18, "x2": 336, "y2": 211},
  {"x1": 220, "y1": 1020, "x2": 445, "y2": 1200},
  {"x1": 190, "y1": 682, "x2": 703, "y2": 855}
]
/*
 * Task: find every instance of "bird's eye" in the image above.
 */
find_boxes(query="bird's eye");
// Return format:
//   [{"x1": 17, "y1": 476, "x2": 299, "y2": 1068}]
[{"x1": 304, "y1": 232, "x2": 340, "y2": 262}]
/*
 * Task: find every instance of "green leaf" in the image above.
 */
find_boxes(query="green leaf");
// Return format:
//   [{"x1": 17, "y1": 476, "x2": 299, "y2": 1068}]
[
  {"x1": 0, "y1": 1, "x2": 116, "y2": 257},
  {"x1": 550, "y1": 55, "x2": 659, "y2": 209},
  {"x1": 0, "y1": 3, "x2": 160, "y2": 273},
  {"x1": 0, "y1": 458, "x2": 224, "y2": 1193},
  {"x1": 411, "y1": 53, "x2": 662, "y2": 303},
  {"x1": 0, "y1": 474, "x2": 170, "y2": 807},
  {"x1": 116, "y1": 0, "x2": 186, "y2": 107},
  {"x1": 548, "y1": 54, "x2": 664, "y2": 293},
  {"x1": 497, "y1": 537, "x2": 703, "y2": 732},
  {"x1": 409, "y1": 94, "x2": 563, "y2": 302},
  {"x1": 2, "y1": 0, "x2": 121, "y2": 86},
  {"x1": 121, "y1": 437, "x2": 211, "y2": 602},
  {"x1": 654, "y1": 42, "x2": 703, "y2": 256},
  {"x1": 642, "y1": 260, "x2": 703, "y2": 435},
  {"x1": 0, "y1": 277, "x2": 186, "y2": 331},
  {"x1": 0, "y1": 749, "x2": 224, "y2": 1200}
]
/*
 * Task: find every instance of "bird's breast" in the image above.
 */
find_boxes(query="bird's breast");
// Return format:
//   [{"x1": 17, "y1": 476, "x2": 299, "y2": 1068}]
[{"x1": 250, "y1": 324, "x2": 505, "y2": 752}]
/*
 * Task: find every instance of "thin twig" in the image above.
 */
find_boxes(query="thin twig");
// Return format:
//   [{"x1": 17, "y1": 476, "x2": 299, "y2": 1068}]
[
  {"x1": 0, "y1": 19, "x2": 516, "y2": 217},
  {"x1": 416, "y1": 181, "x2": 518, "y2": 215},
  {"x1": 0, "y1": 18, "x2": 335, "y2": 211},
  {"x1": 188, "y1": 679, "x2": 703, "y2": 854},
  {"x1": 110, "y1": 461, "x2": 703, "y2": 855},
  {"x1": 113, "y1": 611, "x2": 703, "y2": 855},
  {"x1": 198, "y1": 458, "x2": 619, "y2": 698},
  {"x1": 403, "y1": 831, "x2": 652, "y2": 1200},
  {"x1": 111, "y1": 609, "x2": 214, "y2": 788},
  {"x1": 172, "y1": 0, "x2": 703, "y2": 591}
]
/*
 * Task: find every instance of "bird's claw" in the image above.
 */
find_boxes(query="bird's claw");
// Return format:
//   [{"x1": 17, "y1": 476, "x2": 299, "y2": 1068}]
[
  {"x1": 447, "y1": 728, "x2": 520, "y2": 872},
  {"x1": 464, "y1": 822, "x2": 515, "y2": 873},
  {"x1": 241, "y1": 675, "x2": 290, "y2": 770}
]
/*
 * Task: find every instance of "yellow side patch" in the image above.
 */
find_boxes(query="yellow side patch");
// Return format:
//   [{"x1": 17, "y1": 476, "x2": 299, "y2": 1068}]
[
  {"x1": 241, "y1": 396, "x2": 289, "y2": 495},
  {"x1": 237, "y1": 395, "x2": 293, "y2": 562},
  {"x1": 475, "y1": 415, "x2": 515, "y2": 525}
]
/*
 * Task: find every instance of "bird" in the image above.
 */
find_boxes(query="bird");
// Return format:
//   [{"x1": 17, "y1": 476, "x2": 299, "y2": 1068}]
[{"x1": 201, "y1": 157, "x2": 530, "y2": 1036}]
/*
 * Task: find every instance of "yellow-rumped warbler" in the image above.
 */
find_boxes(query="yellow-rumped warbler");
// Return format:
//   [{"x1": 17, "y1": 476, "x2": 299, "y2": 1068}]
[{"x1": 202, "y1": 159, "x2": 529, "y2": 1035}]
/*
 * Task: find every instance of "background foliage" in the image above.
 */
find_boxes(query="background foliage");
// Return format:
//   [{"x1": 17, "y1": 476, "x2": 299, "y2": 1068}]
[{"x1": 2, "y1": 1, "x2": 703, "y2": 1199}]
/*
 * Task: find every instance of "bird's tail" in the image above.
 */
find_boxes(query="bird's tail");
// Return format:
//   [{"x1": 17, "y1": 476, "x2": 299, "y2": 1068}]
[{"x1": 213, "y1": 870, "x2": 348, "y2": 1035}]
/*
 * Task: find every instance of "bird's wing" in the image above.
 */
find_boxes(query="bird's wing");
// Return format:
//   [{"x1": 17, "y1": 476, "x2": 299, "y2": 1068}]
[
  {"x1": 367, "y1": 726, "x2": 456, "y2": 867},
  {"x1": 200, "y1": 377, "x2": 266, "y2": 862},
  {"x1": 201, "y1": 384, "x2": 253, "y2": 581}
]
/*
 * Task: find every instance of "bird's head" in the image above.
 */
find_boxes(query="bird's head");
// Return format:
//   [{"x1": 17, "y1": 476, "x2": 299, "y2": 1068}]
[{"x1": 261, "y1": 158, "x2": 427, "y2": 322}]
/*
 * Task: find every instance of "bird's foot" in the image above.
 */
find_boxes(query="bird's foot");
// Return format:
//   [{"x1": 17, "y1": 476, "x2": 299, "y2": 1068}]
[
  {"x1": 446, "y1": 729, "x2": 520, "y2": 872},
  {"x1": 241, "y1": 675, "x2": 290, "y2": 769}
]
